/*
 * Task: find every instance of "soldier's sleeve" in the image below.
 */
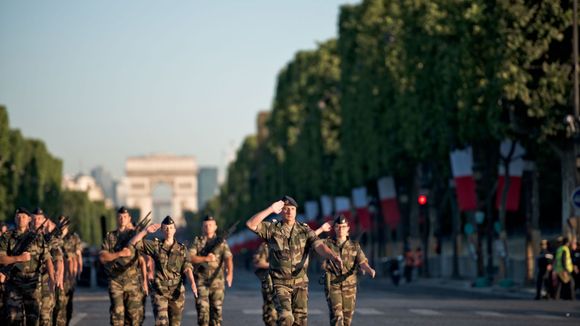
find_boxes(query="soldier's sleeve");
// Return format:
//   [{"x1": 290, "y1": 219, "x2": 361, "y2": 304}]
[
  {"x1": 188, "y1": 237, "x2": 199, "y2": 257},
  {"x1": 0, "y1": 233, "x2": 8, "y2": 256},
  {"x1": 134, "y1": 239, "x2": 157, "y2": 257},
  {"x1": 355, "y1": 242, "x2": 369, "y2": 265},
  {"x1": 305, "y1": 226, "x2": 323, "y2": 248},
  {"x1": 181, "y1": 245, "x2": 193, "y2": 273},
  {"x1": 222, "y1": 242, "x2": 232, "y2": 259},
  {"x1": 252, "y1": 221, "x2": 272, "y2": 240},
  {"x1": 100, "y1": 233, "x2": 111, "y2": 252},
  {"x1": 50, "y1": 238, "x2": 64, "y2": 262}
]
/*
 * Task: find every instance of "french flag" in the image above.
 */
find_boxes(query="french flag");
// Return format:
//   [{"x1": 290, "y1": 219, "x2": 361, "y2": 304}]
[
  {"x1": 450, "y1": 147, "x2": 478, "y2": 212},
  {"x1": 320, "y1": 195, "x2": 333, "y2": 222},
  {"x1": 377, "y1": 176, "x2": 401, "y2": 229},
  {"x1": 495, "y1": 140, "x2": 525, "y2": 211},
  {"x1": 334, "y1": 196, "x2": 352, "y2": 225},
  {"x1": 304, "y1": 201, "x2": 320, "y2": 229},
  {"x1": 352, "y1": 187, "x2": 372, "y2": 231}
]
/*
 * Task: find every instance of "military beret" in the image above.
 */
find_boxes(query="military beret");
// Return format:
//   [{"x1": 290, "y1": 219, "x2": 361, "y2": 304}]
[
  {"x1": 203, "y1": 215, "x2": 215, "y2": 222},
  {"x1": 32, "y1": 207, "x2": 44, "y2": 215},
  {"x1": 15, "y1": 207, "x2": 31, "y2": 216},
  {"x1": 281, "y1": 195, "x2": 298, "y2": 207},
  {"x1": 162, "y1": 216, "x2": 174, "y2": 225},
  {"x1": 334, "y1": 214, "x2": 348, "y2": 225},
  {"x1": 117, "y1": 206, "x2": 129, "y2": 214}
]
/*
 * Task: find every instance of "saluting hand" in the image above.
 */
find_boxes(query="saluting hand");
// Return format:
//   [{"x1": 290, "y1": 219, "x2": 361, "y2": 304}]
[
  {"x1": 270, "y1": 200, "x2": 284, "y2": 214},
  {"x1": 320, "y1": 222, "x2": 332, "y2": 233},
  {"x1": 146, "y1": 224, "x2": 161, "y2": 234}
]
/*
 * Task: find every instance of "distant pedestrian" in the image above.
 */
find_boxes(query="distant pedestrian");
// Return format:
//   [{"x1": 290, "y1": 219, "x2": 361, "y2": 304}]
[
  {"x1": 404, "y1": 249, "x2": 414, "y2": 283},
  {"x1": 554, "y1": 237, "x2": 575, "y2": 300},
  {"x1": 534, "y1": 239, "x2": 553, "y2": 300},
  {"x1": 414, "y1": 247, "x2": 424, "y2": 277}
]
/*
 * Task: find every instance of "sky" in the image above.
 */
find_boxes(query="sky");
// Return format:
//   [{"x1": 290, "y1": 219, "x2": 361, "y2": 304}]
[{"x1": 0, "y1": 0, "x2": 355, "y2": 180}]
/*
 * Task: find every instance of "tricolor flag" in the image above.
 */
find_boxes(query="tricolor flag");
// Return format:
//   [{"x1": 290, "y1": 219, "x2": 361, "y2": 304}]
[
  {"x1": 304, "y1": 201, "x2": 320, "y2": 229},
  {"x1": 352, "y1": 187, "x2": 372, "y2": 231},
  {"x1": 450, "y1": 147, "x2": 478, "y2": 212},
  {"x1": 377, "y1": 176, "x2": 401, "y2": 229},
  {"x1": 320, "y1": 195, "x2": 333, "y2": 222},
  {"x1": 334, "y1": 196, "x2": 352, "y2": 225},
  {"x1": 496, "y1": 140, "x2": 525, "y2": 211}
]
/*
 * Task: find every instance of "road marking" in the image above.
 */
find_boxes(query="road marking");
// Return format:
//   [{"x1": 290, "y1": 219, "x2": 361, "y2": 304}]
[
  {"x1": 75, "y1": 295, "x2": 109, "y2": 302},
  {"x1": 409, "y1": 309, "x2": 442, "y2": 316},
  {"x1": 530, "y1": 314, "x2": 562, "y2": 320},
  {"x1": 185, "y1": 310, "x2": 197, "y2": 316},
  {"x1": 309, "y1": 309, "x2": 323, "y2": 315},
  {"x1": 70, "y1": 313, "x2": 87, "y2": 326},
  {"x1": 242, "y1": 309, "x2": 263, "y2": 314},
  {"x1": 475, "y1": 311, "x2": 504, "y2": 317},
  {"x1": 145, "y1": 311, "x2": 153, "y2": 317},
  {"x1": 357, "y1": 308, "x2": 384, "y2": 315}
]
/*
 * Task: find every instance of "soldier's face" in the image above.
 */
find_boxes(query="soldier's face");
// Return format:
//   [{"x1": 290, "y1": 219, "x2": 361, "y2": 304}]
[
  {"x1": 202, "y1": 220, "x2": 217, "y2": 236},
  {"x1": 32, "y1": 214, "x2": 46, "y2": 229},
  {"x1": 334, "y1": 223, "x2": 349, "y2": 238},
  {"x1": 162, "y1": 224, "x2": 175, "y2": 239},
  {"x1": 282, "y1": 205, "x2": 296, "y2": 221},
  {"x1": 15, "y1": 213, "x2": 30, "y2": 228},
  {"x1": 117, "y1": 212, "x2": 131, "y2": 228}
]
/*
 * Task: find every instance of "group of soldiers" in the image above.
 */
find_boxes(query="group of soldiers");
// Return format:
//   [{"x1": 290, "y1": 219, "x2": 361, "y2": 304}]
[
  {"x1": 0, "y1": 207, "x2": 83, "y2": 326},
  {"x1": 0, "y1": 194, "x2": 373, "y2": 326},
  {"x1": 248, "y1": 196, "x2": 375, "y2": 326}
]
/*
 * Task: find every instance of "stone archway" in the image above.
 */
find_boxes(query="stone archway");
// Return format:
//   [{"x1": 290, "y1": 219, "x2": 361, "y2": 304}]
[{"x1": 123, "y1": 154, "x2": 197, "y2": 227}]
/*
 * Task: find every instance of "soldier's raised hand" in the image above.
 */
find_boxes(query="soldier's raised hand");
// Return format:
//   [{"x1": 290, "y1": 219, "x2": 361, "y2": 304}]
[
  {"x1": 270, "y1": 200, "x2": 284, "y2": 214},
  {"x1": 146, "y1": 223, "x2": 161, "y2": 234},
  {"x1": 206, "y1": 253, "x2": 216, "y2": 262},
  {"x1": 19, "y1": 251, "x2": 31, "y2": 262}
]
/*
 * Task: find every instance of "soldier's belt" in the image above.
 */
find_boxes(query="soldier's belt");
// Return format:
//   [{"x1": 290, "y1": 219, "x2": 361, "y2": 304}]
[
  {"x1": 156, "y1": 278, "x2": 182, "y2": 288},
  {"x1": 271, "y1": 276, "x2": 308, "y2": 287}
]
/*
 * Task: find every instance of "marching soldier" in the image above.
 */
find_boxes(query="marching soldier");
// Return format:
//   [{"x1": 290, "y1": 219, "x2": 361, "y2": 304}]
[
  {"x1": 253, "y1": 241, "x2": 277, "y2": 326},
  {"x1": 0, "y1": 207, "x2": 52, "y2": 325},
  {"x1": 246, "y1": 196, "x2": 343, "y2": 326},
  {"x1": 129, "y1": 216, "x2": 197, "y2": 326},
  {"x1": 54, "y1": 215, "x2": 83, "y2": 326},
  {"x1": 32, "y1": 208, "x2": 64, "y2": 326},
  {"x1": 0, "y1": 221, "x2": 8, "y2": 324},
  {"x1": 319, "y1": 215, "x2": 375, "y2": 326},
  {"x1": 99, "y1": 207, "x2": 145, "y2": 326},
  {"x1": 189, "y1": 215, "x2": 234, "y2": 326}
]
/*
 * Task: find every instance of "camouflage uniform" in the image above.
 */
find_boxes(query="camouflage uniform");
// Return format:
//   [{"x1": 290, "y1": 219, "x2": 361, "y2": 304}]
[
  {"x1": 190, "y1": 235, "x2": 232, "y2": 326},
  {"x1": 0, "y1": 229, "x2": 50, "y2": 326},
  {"x1": 253, "y1": 242, "x2": 277, "y2": 326},
  {"x1": 54, "y1": 232, "x2": 82, "y2": 326},
  {"x1": 39, "y1": 235, "x2": 63, "y2": 326},
  {"x1": 133, "y1": 238, "x2": 191, "y2": 326},
  {"x1": 101, "y1": 229, "x2": 145, "y2": 326},
  {"x1": 252, "y1": 221, "x2": 322, "y2": 326},
  {"x1": 322, "y1": 238, "x2": 367, "y2": 326}
]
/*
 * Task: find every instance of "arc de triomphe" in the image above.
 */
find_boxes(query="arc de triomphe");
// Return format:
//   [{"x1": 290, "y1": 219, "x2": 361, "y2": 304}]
[{"x1": 123, "y1": 154, "x2": 197, "y2": 227}]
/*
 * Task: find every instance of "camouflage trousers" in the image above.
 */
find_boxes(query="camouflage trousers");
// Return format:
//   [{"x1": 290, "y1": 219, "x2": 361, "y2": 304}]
[
  {"x1": 260, "y1": 278, "x2": 277, "y2": 326},
  {"x1": 272, "y1": 278, "x2": 308, "y2": 326},
  {"x1": 40, "y1": 274, "x2": 55, "y2": 326},
  {"x1": 324, "y1": 281, "x2": 357, "y2": 326},
  {"x1": 152, "y1": 283, "x2": 185, "y2": 326},
  {"x1": 108, "y1": 276, "x2": 145, "y2": 326},
  {"x1": 53, "y1": 278, "x2": 76, "y2": 326},
  {"x1": 5, "y1": 276, "x2": 41, "y2": 326},
  {"x1": 195, "y1": 277, "x2": 225, "y2": 326}
]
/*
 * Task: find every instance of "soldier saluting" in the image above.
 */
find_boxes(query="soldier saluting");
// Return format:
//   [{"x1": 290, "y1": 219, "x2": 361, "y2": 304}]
[
  {"x1": 129, "y1": 216, "x2": 197, "y2": 326},
  {"x1": 189, "y1": 215, "x2": 234, "y2": 326},
  {"x1": 99, "y1": 207, "x2": 146, "y2": 326},
  {"x1": 319, "y1": 215, "x2": 375, "y2": 326},
  {"x1": 246, "y1": 196, "x2": 343, "y2": 326},
  {"x1": 0, "y1": 207, "x2": 52, "y2": 325}
]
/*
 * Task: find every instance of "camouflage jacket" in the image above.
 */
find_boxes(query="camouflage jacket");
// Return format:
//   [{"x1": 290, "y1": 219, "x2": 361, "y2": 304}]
[
  {"x1": 0, "y1": 229, "x2": 51, "y2": 279},
  {"x1": 61, "y1": 232, "x2": 81, "y2": 261},
  {"x1": 101, "y1": 229, "x2": 140, "y2": 280},
  {"x1": 134, "y1": 238, "x2": 191, "y2": 287},
  {"x1": 189, "y1": 235, "x2": 232, "y2": 280},
  {"x1": 253, "y1": 242, "x2": 269, "y2": 280},
  {"x1": 322, "y1": 238, "x2": 367, "y2": 285},
  {"x1": 252, "y1": 221, "x2": 322, "y2": 281}
]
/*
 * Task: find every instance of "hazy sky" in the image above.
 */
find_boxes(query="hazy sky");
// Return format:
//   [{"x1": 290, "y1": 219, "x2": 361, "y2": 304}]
[{"x1": 0, "y1": 0, "x2": 354, "y2": 180}]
